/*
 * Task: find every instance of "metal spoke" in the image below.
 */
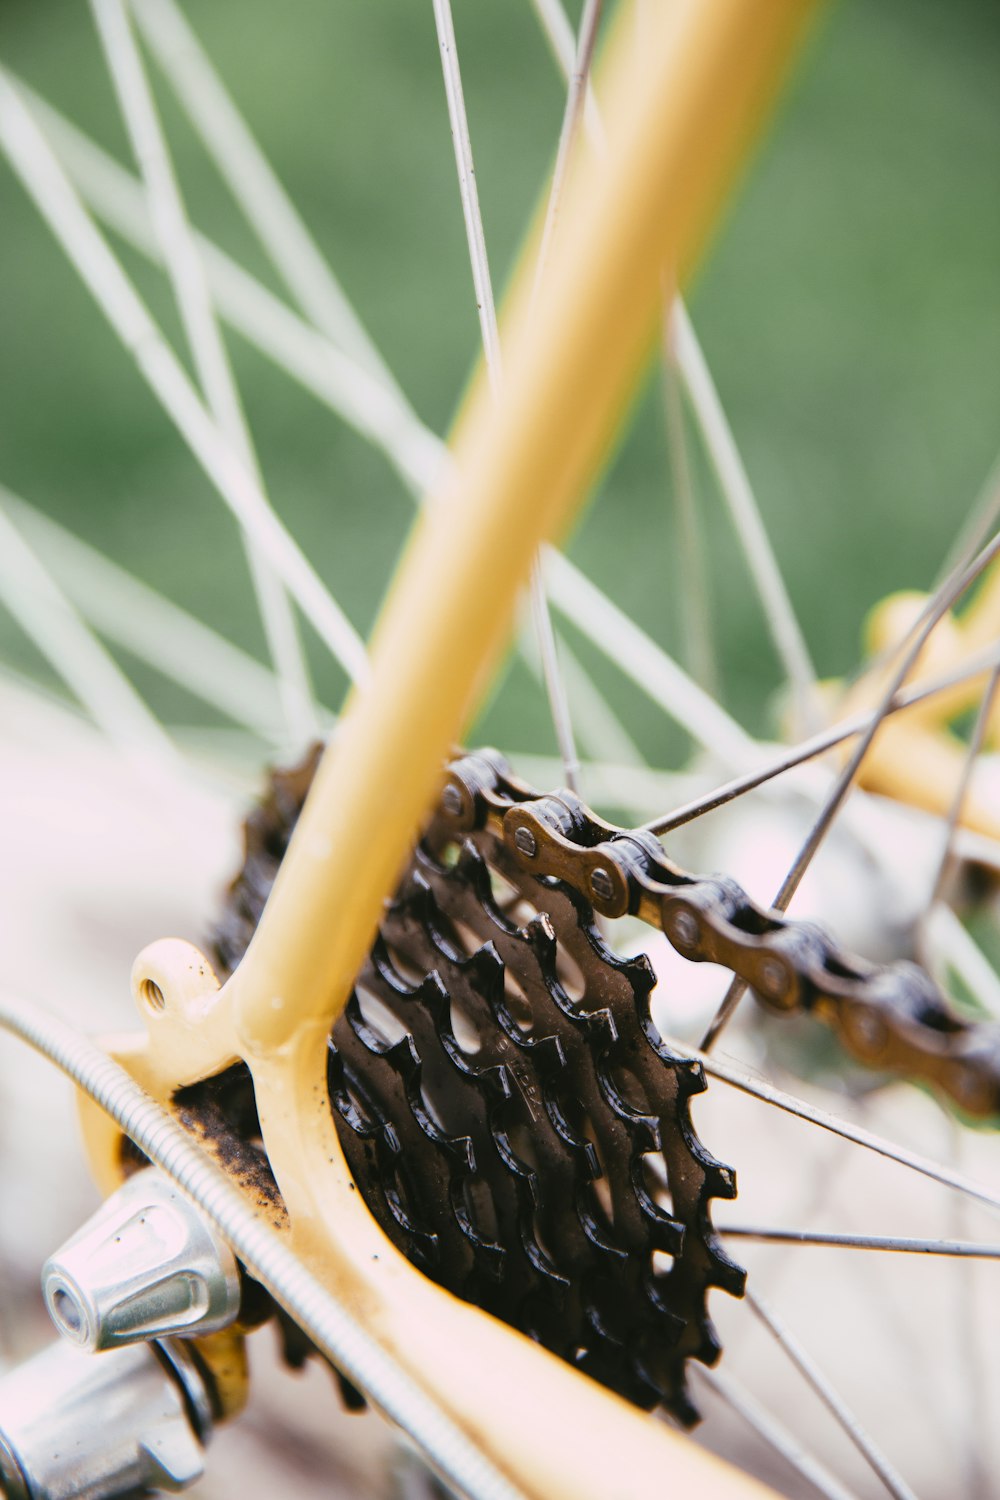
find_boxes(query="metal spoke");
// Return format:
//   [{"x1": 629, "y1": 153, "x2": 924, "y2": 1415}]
[
  {"x1": 662, "y1": 1034, "x2": 1000, "y2": 1215},
  {"x1": 24, "y1": 75, "x2": 765, "y2": 773},
  {"x1": 532, "y1": 0, "x2": 605, "y2": 286},
  {"x1": 520, "y1": 0, "x2": 603, "y2": 831},
  {"x1": 527, "y1": 0, "x2": 603, "y2": 146},
  {"x1": 90, "y1": 0, "x2": 316, "y2": 744},
  {"x1": 746, "y1": 1290, "x2": 919, "y2": 1500},
  {"x1": 102, "y1": 0, "x2": 668, "y2": 788},
  {"x1": 927, "y1": 661, "x2": 1000, "y2": 910},
  {"x1": 431, "y1": 0, "x2": 501, "y2": 384},
  {"x1": 0, "y1": 69, "x2": 369, "y2": 690},
  {"x1": 131, "y1": 0, "x2": 393, "y2": 387},
  {"x1": 935, "y1": 448, "x2": 1000, "y2": 586},
  {"x1": 527, "y1": 560, "x2": 582, "y2": 790},
  {"x1": 508, "y1": 754, "x2": 691, "y2": 818},
  {"x1": 548, "y1": 630, "x2": 646, "y2": 768},
  {"x1": 672, "y1": 302, "x2": 820, "y2": 732},
  {"x1": 6, "y1": 493, "x2": 303, "y2": 742},
  {"x1": 20, "y1": 39, "x2": 776, "y2": 776},
  {"x1": 692, "y1": 1365, "x2": 858, "y2": 1500},
  {"x1": 845, "y1": 460, "x2": 1000, "y2": 698},
  {"x1": 0, "y1": 489, "x2": 175, "y2": 763},
  {"x1": 545, "y1": 547, "x2": 757, "y2": 765},
  {"x1": 947, "y1": 1123, "x2": 992, "y2": 1500},
  {"x1": 700, "y1": 525, "x2": 1000, "y2": 1050},
  {"x1": 644, "y1": 639, "x2": 1000, "y2": 836},
  {"x1": 663, "y1": 308, "x2": 718, "y2": 695},
  {"x1": 529, "y1": 0, "x2": 820, "y2": 731},
  {"x1": 719, "y1": 1224, "x2": 1000, "y2": 1259},
  {"x1": 23, "y1": 74, "x2": 631, "y2": 767},
  {"x1": 431, "y1": 0, "x2": 589, "y2": 794},
  {"x1": 922, "y1": 903, "x2": 1000, "y2": 1022},
  {"x1": 18, "y1": 76, "x2": 442, "y2": 494}
]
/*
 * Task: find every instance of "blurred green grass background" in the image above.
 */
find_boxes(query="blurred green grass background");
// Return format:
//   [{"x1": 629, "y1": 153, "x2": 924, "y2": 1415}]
[{"x1": 1, "y1": 0, "x2": 998, "y2": 772}]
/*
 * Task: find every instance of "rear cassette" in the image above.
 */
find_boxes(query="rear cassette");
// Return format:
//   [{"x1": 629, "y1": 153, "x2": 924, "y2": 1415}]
[{"x1": 211, "y1": 747, "x2": 745, "y2": 1425}]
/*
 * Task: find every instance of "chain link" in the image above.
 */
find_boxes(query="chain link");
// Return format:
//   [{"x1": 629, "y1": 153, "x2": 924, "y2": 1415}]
[
  {"x1": 205, "y1": 743, "x2": 999, "y2": 1428},
  {"x1": 442, "y1": 751, "x2": 1000, "y2": 1121}
]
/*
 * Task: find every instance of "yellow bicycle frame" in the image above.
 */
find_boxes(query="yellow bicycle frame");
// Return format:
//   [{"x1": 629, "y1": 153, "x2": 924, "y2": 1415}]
[{"x1": 82, "y1": 3, "x2": 820, "y2": 1495}]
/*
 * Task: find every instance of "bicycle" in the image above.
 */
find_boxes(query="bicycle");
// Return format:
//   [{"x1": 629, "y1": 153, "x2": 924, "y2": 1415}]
[{"x1": 1, "y1": 2, "x2": 1000, "y2": 1500}]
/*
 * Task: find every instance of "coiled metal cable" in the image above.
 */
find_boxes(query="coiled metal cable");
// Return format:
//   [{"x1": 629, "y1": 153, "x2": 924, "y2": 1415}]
[{"x1": 0, "y1": 987, "x2": 525, "y2": 1500}]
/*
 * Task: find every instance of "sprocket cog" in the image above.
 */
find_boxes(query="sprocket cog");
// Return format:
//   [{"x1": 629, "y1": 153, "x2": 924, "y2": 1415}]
[{"x1": 208, "y1": 747, "x2": 745, "y2": 1425}]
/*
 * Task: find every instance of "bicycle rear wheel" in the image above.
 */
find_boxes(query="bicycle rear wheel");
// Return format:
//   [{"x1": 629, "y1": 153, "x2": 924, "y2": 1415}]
[{"x1": 1, "y1": 3, "x2": 999, "y2": 1498}]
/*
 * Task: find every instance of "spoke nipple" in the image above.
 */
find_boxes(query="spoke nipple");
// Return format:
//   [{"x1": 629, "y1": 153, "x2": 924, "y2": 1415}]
[
  {"x1": 589, "y1": 866, "x2": 615, "y2": 903},
  {"x1": 514, "y1": 826, "x2": 538, "y2": 859}
]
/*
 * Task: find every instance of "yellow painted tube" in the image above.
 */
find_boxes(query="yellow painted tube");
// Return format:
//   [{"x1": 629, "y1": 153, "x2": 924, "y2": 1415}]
[
  {"x1": 852, "y1": 590, "x2": 1000, "y2": 824},
  {"x1": 228, "y1": 0, "x2": 819, "y2": 1058}
]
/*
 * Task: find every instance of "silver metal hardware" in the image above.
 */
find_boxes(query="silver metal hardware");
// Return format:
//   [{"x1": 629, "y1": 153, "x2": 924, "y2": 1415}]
[
  {"x1": 0, "y1": 1337, "x2": 210, "y2": 1499},
  {"x1": 42, "y1": 1166, "x2": 240, "y2": 1352}
]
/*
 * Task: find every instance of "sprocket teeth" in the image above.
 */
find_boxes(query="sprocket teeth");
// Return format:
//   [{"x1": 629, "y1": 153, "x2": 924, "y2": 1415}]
[
  {"x1": 664, "y1": 1376, "x2": 701, "y2": 1431},
  {"x1": 207, "y1": 748, "x2": 746, "y2": 1426},
  {"x1": 712, "y1": 1251, "x2": 749, "y2": 1299}
]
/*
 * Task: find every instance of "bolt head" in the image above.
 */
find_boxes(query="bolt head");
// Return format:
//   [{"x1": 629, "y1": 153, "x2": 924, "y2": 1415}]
[{"x1": 589, "y1": 866, "x2": 615, "y2": 903}]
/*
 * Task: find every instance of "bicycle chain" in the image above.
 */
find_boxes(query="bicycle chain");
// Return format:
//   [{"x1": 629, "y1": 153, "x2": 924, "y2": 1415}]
[
  {"x1": 204, "y1": 743, "x2": 999, "y2": 1429},
  {"x1": 440, "y1": 750, "x2": 1000, "y2": 1120}
]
